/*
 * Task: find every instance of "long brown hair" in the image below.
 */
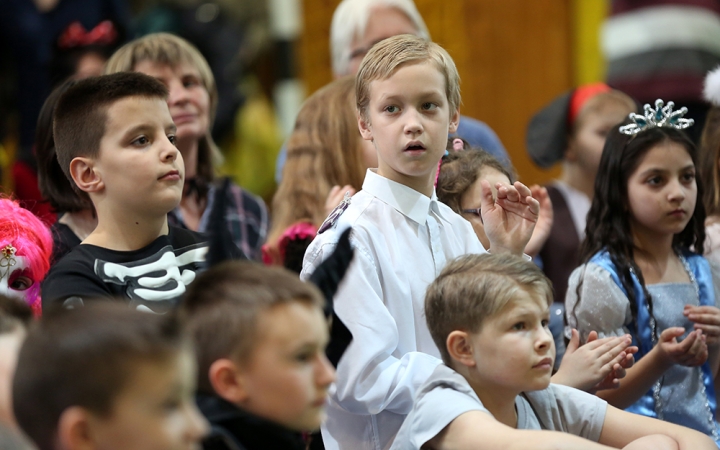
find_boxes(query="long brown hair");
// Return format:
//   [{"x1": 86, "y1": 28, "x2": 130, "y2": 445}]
[{"x1": 267, "y1": 76, "x2": 366, "y2": 250}]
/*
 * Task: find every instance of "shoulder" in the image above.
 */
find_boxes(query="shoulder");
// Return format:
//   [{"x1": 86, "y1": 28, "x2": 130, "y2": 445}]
[
  {"x1": 168, "y1": 225, "x2": 209, "y2": 248},
  {"x1": 42, "y1": 246, "x2": 110, "y2": 305}
]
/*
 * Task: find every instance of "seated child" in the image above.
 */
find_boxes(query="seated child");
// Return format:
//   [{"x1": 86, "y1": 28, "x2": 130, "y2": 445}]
[
  {"x1": 12, "y1": 301, "x2": 208, "y2": 450},
  {"x1": 391, "y1": 253, "x2": 716, "y2": 450},
  {"x1": 179, "y1": 260, "x2": 335, "y2": 450},
  {"x1": 41, "y1": 72, "x2": 208, "y2": 312},
  {"x1": 0, "y1": 199, "x2": 54, "y2": 315},
  {"x1": 0, "y1": 295, "x2": 33, "y2": 429}
]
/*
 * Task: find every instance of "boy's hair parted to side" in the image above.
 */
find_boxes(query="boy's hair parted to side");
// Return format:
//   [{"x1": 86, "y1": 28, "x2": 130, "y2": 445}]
[
  {"x1": 437, "y1": 148, "x2": 515, "y2": 214},
  {"x1": 12, "y1": 302, "x2": 187, "y2": 450},
  {"x1": 425, "y1": 253, "x2": 553, "y2": 366},
  {"x1": 179, "y1": 261, "x2": 325, "y2": 394},
  {"x1": 52, "y1": 72, "x2": 169, "y2": 192},
  {"x1": 355, "y1": 34, "x2": 461, "y2": 121}
]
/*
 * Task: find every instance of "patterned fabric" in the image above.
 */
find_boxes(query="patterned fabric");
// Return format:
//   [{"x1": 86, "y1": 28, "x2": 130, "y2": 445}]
[{"x1": 168, "y1": 178, "x2": 269, "y2": 261}]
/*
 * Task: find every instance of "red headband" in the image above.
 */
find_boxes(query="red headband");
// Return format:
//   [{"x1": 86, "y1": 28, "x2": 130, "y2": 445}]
[{"x1": 568, "y1": 82, "x2": 612, "y2": 126}]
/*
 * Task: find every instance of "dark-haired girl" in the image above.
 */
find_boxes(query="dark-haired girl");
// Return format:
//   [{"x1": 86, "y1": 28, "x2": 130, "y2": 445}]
[{"x1": 566, "y1": 101, "x2": 720, "y2": 443}]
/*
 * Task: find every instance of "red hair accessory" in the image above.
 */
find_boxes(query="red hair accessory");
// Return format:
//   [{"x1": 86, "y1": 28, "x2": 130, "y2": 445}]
[
  {"x1": 58, "y1": 21, "x2": 118, "y2": 50},
  {"x1": 567, "y1": 82, "x2": 611, "y2": 126}
]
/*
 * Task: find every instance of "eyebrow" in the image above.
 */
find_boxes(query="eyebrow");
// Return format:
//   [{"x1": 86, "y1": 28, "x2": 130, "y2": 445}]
[
  {"x1": 638, "y1": 164, "x2": 695, "y2": 177},
  {"x1": 122, "y1": 123, "x2": 176, "y2": 138}
]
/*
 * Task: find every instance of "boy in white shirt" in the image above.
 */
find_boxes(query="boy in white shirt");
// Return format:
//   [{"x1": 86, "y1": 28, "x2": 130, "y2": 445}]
[
  {"x1": 300, "y1": 34, "x2": 541, "y2": 450},
  {"x1": 392, "y1": 253, "x2": 714, "y2": 450}
]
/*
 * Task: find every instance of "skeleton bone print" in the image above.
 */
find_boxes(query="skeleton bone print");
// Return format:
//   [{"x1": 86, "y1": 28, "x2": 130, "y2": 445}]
[{"x1": 95, "y1": 243, "x2": 207, "y2": 313}]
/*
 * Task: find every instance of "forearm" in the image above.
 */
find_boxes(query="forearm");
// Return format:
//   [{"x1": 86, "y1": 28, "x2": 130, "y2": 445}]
[
  {"x1": 433, "y1": 427, "x2": 615, "y2": 450},
  {"x1": 596, "y1": 346, "x2": 671, "y2": 408}
]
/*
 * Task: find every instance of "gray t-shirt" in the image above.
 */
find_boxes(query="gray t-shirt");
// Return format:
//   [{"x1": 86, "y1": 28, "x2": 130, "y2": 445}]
[{"x1": 390, "y1": 364, "x2": 608, "y2": 450}]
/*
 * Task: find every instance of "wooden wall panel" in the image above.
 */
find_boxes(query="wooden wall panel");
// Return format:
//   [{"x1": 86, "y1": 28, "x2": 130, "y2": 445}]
[{"x1": 298, "y1": 0, "x2": 573, "y2": 185}]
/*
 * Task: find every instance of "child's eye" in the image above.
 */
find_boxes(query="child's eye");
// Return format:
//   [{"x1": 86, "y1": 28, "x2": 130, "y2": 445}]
[
  {"x1": 646, "y1": 176, "x2": 662, "y2": 186},
  {"x1": 541, "y1": 319, "x2": 550, "y2": 328},
  {"x1": 168, "y1": 134, "x2": 177, "y2": 146},
  {"x1": 384, "y1": 105, "x2": 399, "y2": 114},
  {"x1": 422, "y1": 102, "x2": 438, "y2": 111},
  {"x1": 682, "y1": 172, "x2": 696, "y2": 183},
  {"x1": 10, "y1": 276, "x2": 33, "y2": 291},
  {"x1": 132, "y1": 136, "x2": 150, "y2": 146},
  {"x1": 512, "y1": 322, "x2": 525, "y2": 331},
  {"x1": 295, "y1": 351, "x2": 314, "y2": 363}
]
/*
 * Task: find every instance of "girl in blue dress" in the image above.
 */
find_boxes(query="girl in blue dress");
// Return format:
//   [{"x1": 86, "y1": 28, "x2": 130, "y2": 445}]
[{"x1": 566, "y1": 100, "x2": 720, "y2": 445}]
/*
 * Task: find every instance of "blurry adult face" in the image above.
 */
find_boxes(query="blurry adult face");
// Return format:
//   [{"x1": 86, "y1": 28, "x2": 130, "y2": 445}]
[
  {"x1": 133, "y1": 61, "x2": 211, "y2": 147},
  {"x1": 346, "y1": 6, "x2": 419, "y2": 76}
]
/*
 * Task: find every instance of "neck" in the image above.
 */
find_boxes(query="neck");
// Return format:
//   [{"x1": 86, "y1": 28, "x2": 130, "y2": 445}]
[
  {"x1": 59, "y1": 209, "x2": 98, "y2": 241},
  {"x1": 631, "y1": 225, "x2": 675, "y2": 266},
  {"x1": 176, "y1": 136, "x2": 199, "y2": 180},
  {"x1": 560, "y1": 161, "x2": 594, "y2": 200},
  {"x1": 84, "y1": 204, "x2": 169, "y2": 251},
  {"x1": 376, "y1": 166, "x2": 435, "y2": 198},
  {"x1": 456, "y1": 366, "x2": 518, "y2": 428}
]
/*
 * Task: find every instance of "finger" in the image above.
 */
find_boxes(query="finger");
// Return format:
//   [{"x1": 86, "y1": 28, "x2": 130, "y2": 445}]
[
  {"x1": 565, "y1": 328, "x2": 580, "y2": 354},
  {"x1": 621, "y1": 352, "x2": 635, "y2": 369},
  {"x1": 479, "y1": 180, "x2": 496, "y2": 215},
  {"x1": 692, "y1": 323, "x2": 720, "y2": 336},
  {"x1": 586, "y1": 330, "x2": 599, "y2": 343},
  {"x1": 498, "y1": 183, "x2": 520, "y2": 203},
  {"x1": 611, "y1": 363, "x2": 626, "y2": 380},
  {"x1": 659, "y1": 327, "x2": 686, "y2": 342},
  {"x1": 513, "y1": 181, "x2": 532, "y2": 200},
  {"x1": 687, "y1": 313, "x2": 720, "y2": 325},
  {"x1": 685, "y1": 306, "x2": 720, "y2": 314}
]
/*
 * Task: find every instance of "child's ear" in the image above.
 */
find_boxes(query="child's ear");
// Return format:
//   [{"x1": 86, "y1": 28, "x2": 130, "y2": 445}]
[
  {"x1": 357, "y1": 110, "x2": 374, "y2": 141},
  {"x1": 209, "y1": 358, "x2": 249, "y2": 404},
  {"x1": 446, "y1": 331, "x2": 477, "y2": 368},
  {"x1": 69, "y1": 157, "x2": 103, "y2": 193},
  {"x1": 448, "y1": 109, "x2": 460, "y2": 134},
  {"x1": 57, "y1": 406, "x2": 96, "y2": 450}
]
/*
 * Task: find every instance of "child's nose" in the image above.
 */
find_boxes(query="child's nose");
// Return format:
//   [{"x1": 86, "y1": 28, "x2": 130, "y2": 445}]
[
  {"x1": 316, "y1": 353, "x2": 336, "y2": 387},
  {"x1": 403, "y1": 109, "x2": 423, "y2": 135},
  {"x1": 184, "y1": 402, "x2": 210, "y2": 442}
]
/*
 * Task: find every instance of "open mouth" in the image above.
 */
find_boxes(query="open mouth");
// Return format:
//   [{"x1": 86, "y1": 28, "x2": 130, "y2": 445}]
[{"x1": 404, "y1": 142, "x2": 426, "y2": 152}]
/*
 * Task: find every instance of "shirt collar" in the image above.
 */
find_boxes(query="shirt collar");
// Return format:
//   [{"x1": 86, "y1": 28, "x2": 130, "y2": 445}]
[{"x1": 362, "y1": 169, "x2": 438, "y2": 224}]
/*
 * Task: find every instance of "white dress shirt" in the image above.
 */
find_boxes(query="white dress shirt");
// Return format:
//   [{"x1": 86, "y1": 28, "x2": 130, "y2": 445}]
[{"x1": 301, "y1": 169, "x2": 488, "y2": 450}]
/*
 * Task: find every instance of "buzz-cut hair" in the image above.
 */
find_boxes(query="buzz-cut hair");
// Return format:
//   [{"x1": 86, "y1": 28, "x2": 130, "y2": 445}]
[
  {"x1": 179, "y1": 261, "x2": 325, "y2": 394},
  {"x1": 356, "y1": 34, "x2": 460, "y2": 122},
  {"x1": 425, "y1": 253, "x2": 553, "y2": 366},
  {"x1": 330, "y1": 0, "x2": 430, "y2": 77},
  {"x1": 52, "y1": 72, "x2": 168, "y2": 192},
  {"x1": 13, "y1": 302, "x2": 187, "y2": 450}
]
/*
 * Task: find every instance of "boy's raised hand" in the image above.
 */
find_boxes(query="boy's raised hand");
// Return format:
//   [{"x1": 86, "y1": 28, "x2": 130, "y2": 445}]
[
  {"x1": 551, "y1": 329, "x2": 635, "y2": 392},
  {"x1": 481, "y1": 180, "x2": 539, "y2": 256}
]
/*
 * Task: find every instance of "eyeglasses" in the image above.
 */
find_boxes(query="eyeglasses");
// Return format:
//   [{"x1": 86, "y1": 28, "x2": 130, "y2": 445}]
[{"x1": 461, "y1": 208, "x2": 483, "y2": 223}]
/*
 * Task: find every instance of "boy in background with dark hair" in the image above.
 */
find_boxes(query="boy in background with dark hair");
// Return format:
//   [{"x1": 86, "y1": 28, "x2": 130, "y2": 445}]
[
  {"x1": 392, "y1": 253, "x2": 714, "y2": 449},
  {"x1": 41, "y1": 72, "x2": 208, "y2": 312},
  {"x1": 180, "y1": 260, "x2": 335, "y2": 450},
  {"x1": 12, "y1": 302, "x2": 208, "y2": 450}
]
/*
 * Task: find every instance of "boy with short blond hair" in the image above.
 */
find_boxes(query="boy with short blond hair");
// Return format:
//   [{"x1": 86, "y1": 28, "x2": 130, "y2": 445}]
[
  {"x1": 300, "y1": 34, "x2": 541, "y2": 449},
  {"x1": 180, "y1": 261, "x2": 335, "y2": 449},
  {"x1": 12, "y1": 302, "x2": 208, "y2": 450},
  {"x1": 390, "y1": 253, "x2": 715, "y2": 450},
  {"x1": 41, "y1": 72, "x2": 208, "y2": 312}
]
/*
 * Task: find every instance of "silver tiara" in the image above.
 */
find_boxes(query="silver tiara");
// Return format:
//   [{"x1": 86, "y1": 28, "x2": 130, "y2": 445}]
[{"x1": 619, "y1": 99, "x2": 694, "y2": 135}]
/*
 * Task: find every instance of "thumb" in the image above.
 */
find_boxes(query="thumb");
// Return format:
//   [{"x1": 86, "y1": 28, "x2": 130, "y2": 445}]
[
  {"x1": 659, "y1": 327, "x2": 685, "y2": 342},
  {"x1": 479, "y1": 180, "x2": 495, "y2": 214},
  {"x1": 565, "y1": 329, "x2": 580, "y2": 354}
]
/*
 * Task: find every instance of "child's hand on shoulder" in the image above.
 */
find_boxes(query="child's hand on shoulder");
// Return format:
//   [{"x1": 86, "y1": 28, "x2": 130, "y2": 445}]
[
  {"x1": 552, "y1": 329, "x2": 634, "y2": 392},
  {"x1": 657, "y1": 328, "x2": 708, "y2": 367},
  {"x1": 481, "y1": 180, "x2": 539, "y2": 256},
  {"x1": 325, "y1": 185, "x2": 356, "y2": 217},
  {"x1": 684, "y1": 305, "x2": 720, "y2": 345}
]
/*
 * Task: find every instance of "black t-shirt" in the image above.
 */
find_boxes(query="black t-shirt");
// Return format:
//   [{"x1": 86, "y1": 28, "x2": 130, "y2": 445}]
[{"x1": 42, "y1": 226, "x2": 208, "y2": 313}]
